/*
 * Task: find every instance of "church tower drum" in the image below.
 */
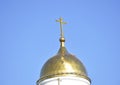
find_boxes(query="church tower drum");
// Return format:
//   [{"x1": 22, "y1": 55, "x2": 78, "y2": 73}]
[{"x1": 37, "y1": 17, "x2": 91, "y2": 85}]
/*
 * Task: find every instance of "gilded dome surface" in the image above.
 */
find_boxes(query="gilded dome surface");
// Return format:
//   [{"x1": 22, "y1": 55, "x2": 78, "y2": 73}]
[
  {"x1": 40, "y1": 46, "x2": 90, "y2": 82},
  {"x1": 37, "y1": 18, "x2": 91, "y2": 83}
]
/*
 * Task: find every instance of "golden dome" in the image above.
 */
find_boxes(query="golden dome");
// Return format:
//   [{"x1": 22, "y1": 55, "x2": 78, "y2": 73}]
[
  {"x1": 37, "y1": 18, "x2": 91, "y2": 83},
  {"x1": 39, "y1": 38, "x2": 91, "y2": 82}
]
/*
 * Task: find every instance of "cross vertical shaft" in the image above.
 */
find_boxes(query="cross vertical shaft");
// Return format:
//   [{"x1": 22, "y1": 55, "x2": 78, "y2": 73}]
[
  {"x1": 56, "y1": 17, "x2": 67, "y2": 38},
  {"x1": 58, "y1": 78, "x2": 60, "y2": 85}
]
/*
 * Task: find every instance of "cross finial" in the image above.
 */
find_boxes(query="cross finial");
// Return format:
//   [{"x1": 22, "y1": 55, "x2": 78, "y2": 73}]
[{"x1": 56, "y1": 17, "x2": 67, "y2": 38}]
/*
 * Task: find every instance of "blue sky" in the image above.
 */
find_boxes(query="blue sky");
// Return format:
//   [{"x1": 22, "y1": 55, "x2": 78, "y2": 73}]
[{"x1": 0, "y1": 0, "x2": 120, "y2": 85}]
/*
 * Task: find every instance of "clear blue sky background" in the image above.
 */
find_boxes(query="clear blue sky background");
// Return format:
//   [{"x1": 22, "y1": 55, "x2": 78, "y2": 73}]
[{"x1": 0, "y1": 0, "x2": 120, "y2": 85}]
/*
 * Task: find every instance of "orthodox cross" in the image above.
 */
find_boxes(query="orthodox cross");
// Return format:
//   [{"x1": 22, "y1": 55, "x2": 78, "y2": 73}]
[{"x1": 56, "y1": 17, "x2": 67, "y2": 38}]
